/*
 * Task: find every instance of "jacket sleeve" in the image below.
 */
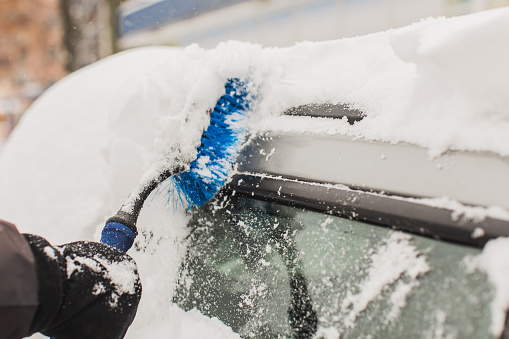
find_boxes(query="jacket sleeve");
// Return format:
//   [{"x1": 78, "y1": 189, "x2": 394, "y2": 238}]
[{"x1": 0, "y1": 219, "x2": 38, "y2": 339}]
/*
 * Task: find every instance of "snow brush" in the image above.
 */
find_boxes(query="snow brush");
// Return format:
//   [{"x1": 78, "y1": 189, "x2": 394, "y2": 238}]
[{"x1": 100, "y1": 78, "x2": 253, "y2": 252}]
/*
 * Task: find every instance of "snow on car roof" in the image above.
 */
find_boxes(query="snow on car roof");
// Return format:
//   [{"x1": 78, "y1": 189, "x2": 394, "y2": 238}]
[{"x1": 251, "y1": 6, "x2": 509, "y2": 157}]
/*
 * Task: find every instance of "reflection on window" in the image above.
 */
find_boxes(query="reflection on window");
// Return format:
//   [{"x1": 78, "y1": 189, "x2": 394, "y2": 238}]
[{"x1": 173, "y1": 196, "x2": 494, "y2": 338}]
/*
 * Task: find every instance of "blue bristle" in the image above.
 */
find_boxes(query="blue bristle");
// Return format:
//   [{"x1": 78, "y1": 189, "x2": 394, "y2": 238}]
[{"x1": 171, "y1": 78, "x2": 252, "y2": 209}]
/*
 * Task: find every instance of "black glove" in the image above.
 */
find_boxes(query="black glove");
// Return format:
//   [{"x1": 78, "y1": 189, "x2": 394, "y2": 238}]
[{"x1": 23, "y1": 234, "x2": 141, "y2": 339}]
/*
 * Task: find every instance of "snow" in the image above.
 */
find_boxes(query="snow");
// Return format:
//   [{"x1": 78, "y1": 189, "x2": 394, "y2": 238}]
[
  {"x1": 94, "y1": 255, "x2": 138, "y2": 295},
  {"x1": 126, "y1": 305, "x2": 241, "y2": 339},
  {"x1": 415, "y1": 197, "x2": 509, "y2": 223},
  {"x1": 251, "y1": 8, "x2": 509, "y2": 157},
  {"x1": 42, "y1": 246, "x2": 58, "y2": 260},
  {"x1": 0, "y1": 6, "x2": 507, "y2": 338},
  {"x1": 315, "y1": 326, "x2": 341, "y2": 339},
  {"x1": 427, "y1": 310, "x2": 454, "y2": 339},
  {"x1": 470, "y1": 237, "x2": 509, "y2": 337},
  {"x1": 92, "y1": 282, "x2": 106, "y2": 296},
  {"x1": 64, "y1": 251, "x2": 140, "y2": 306},
  {"x1": 341, "y1": 232, "x2": 430, "y2": 328},
  {"x1": 386, "y1": 280, "x2": 418, "y2": 324}
]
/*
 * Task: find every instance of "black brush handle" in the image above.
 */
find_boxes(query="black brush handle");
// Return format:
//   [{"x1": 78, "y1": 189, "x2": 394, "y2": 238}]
[{"x1": 101, "y1": 165, "x2": 186, "y2": 252}]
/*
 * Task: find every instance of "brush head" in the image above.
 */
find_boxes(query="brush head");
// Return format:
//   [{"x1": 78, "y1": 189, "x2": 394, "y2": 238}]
[{"x1": 171, "y1": 78, "x2": 253, "y2": 209}]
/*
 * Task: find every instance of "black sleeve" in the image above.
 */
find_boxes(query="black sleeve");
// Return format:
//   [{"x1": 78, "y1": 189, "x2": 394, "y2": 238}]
[
  {"x1": 23, "y1": 235, "x2": 142, "y2": 339},
  {"x1": 0, "y1": 220, "x2": 38, "y2": 339}
]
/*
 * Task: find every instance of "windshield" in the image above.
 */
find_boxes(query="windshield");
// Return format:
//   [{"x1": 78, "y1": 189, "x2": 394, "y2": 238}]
[{"x1": 174, "y1": 196, "x2": 494, "y2": 338}]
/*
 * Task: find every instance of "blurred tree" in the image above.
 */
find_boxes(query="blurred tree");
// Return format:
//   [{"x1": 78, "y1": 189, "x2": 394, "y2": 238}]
[{"x1": 60, "y1": 0, "x2": 123, "y2": 72}]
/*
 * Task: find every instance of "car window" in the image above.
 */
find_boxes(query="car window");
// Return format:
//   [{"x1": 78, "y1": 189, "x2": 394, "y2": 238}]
[{"x1": 174, "y1": 196, "x2": 495, "y2": 338}]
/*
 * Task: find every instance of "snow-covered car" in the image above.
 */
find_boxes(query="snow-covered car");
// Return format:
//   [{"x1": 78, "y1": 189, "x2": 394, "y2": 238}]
[{"x1": 1, "y1": 6, "x2": 509, "y2": 339}]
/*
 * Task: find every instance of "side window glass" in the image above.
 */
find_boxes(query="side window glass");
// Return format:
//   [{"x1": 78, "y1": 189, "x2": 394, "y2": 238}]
[
  {"x1": 295, "y1": 210, "x2": 493, "y2": 338},
  {"x1": 174, "y1": 197, "x2": 495, "y2": 338}
]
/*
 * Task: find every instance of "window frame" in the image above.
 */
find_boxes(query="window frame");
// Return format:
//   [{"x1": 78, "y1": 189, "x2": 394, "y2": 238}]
[{"x1": 226, "y1": 172, "x2": 509, "y2": 248}]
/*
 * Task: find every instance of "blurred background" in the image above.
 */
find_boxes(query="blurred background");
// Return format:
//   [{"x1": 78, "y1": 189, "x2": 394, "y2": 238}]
[{"x1": 1, "y1": 0, "x2": 508, "y2": 147}]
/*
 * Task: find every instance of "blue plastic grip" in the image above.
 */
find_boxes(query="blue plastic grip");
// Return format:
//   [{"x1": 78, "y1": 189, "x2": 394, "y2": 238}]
[{"x1": 100, "y1": 222, "x2": 136, "y2": 252}]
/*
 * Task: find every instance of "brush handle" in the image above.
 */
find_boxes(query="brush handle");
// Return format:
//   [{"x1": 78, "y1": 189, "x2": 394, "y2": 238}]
[{"x1": 100, "y1": 166, "x2": 185, "y2": 252}]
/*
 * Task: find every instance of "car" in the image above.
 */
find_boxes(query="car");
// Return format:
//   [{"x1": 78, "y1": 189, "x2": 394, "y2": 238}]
[
  {"x1": 170, "y1": 103, "x2": 509, "y2": 338},
  {"x1": 1, "y1": 5, "x2": 509, "y2": 339}
]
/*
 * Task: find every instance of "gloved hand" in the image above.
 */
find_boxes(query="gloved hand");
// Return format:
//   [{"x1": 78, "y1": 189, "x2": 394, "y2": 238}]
[{"x1": 23, "y1": 234, "x2": 141, "y2": 339}]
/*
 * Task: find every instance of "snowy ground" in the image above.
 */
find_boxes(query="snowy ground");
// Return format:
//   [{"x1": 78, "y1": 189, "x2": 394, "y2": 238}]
[{"x1": 0, "y1": 6, "x2": 508, "y2": 338}]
